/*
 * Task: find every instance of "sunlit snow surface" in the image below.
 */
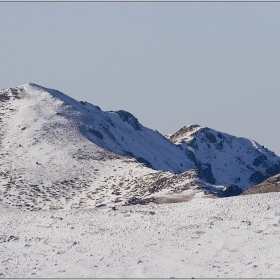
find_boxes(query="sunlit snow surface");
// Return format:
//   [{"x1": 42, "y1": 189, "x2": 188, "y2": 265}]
[
  {"x1": 0, "y1": 83, "x2": 203, "y2": 210},
  {"x1": 1, "y1": 83, "x2": 280, "y2": 211},
  {"x1": 1, "y1": 84, "x2": 280, "y2": 278},
  {"x1": 1, "y1": 193, "x2": 280, "y2": 278}
]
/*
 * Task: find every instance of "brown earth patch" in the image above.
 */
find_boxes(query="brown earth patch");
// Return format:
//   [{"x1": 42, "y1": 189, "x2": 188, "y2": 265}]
[{"x1": 243, "y1": 174, "x2": 280, "y2": 195}]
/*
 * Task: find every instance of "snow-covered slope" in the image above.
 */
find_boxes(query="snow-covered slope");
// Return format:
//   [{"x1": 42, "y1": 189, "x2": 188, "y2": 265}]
[
  {"x1": 1, "y1": 83, "x2": 279, "y2": 211},
  {"x1": 1, "y1": 192, "x2": 280, "y2": 278},
  {"x1": 16, "y1": 83, "x2": 194, "y2": 173},
  {"x1": 0, "y1": 84, "x2": 206, "y2": 211},
  {"x1": 166, "y1": 125, "x2": 280, "y2": 190},
  {"x1": 2, "y1": 83, "x2": 280, "y2": 279}
]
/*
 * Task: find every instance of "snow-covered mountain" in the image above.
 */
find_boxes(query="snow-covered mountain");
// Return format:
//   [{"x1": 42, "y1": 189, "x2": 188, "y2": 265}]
[
  {"x1": 0, "y1": 83, "x2": 205, "y2": 211},
  {"x1": 0, "y1": 83, "x2": 279, "y2": 211},
  {"x1": 166, "y1": 124, "x2": 280, "y2": 190}
]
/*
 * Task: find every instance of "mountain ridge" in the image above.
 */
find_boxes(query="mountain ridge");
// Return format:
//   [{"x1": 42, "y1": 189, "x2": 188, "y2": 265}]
[
  {"x1": 166, "y1": 124, "x2": 279, "y2": 190},
  {"x1": 0, "y1": 83, "x2": 279, "y2": 210}
]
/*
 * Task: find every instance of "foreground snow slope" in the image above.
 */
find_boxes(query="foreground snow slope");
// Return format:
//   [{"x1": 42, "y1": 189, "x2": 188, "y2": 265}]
[{"x1": 1, "y1": 193, "x2": 280, "y2": 278}]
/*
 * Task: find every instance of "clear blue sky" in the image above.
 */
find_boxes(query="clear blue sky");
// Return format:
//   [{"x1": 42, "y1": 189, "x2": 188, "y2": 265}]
[{"x1": 1, "y1": 2, "x2": 280, "y2": 155}]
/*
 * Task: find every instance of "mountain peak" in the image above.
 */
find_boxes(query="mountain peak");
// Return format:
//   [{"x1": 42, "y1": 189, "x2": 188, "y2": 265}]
[
  {"x1": 167, "y1": 124, "x2": 280, "y2": 190},
  {"x1": 114, "y1": 110, "x2": 142, "y2": 131},
  {"x1": 165, "y1": 124, "x2": 203, "y2": 144},
  {"x1": 22, "y1": 82, "x2": 44, "y2": 89}
]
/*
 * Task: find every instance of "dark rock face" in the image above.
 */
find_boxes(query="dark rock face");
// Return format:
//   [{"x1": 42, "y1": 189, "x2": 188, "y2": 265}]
[
  {"x1": 252, "y1": 154, "x2": 268, "y2": 167},
  {"x1": 215, "y1": 140, "x2": 224, "y2": 151},
  {"x1": 188, "y1": 138, "x2": 198, "y2": 150},
  {"x1": 115, "y1": 110, "x2": 142, "y2": 131},
  {"x1": 220, "y1": 184, "x2": 243, "y2": 197},
  {"x1": 136, "y1": 157, "x2": 153, "y2": 169},
  {"x1": 249, "y1": 170, "x2": 267, "y2": 185},
  {"x1": 266, "y1": 161, "x2": 280, "y2": 177},
  {"x1": 120, "y1": 150, "x2": 153, "y2": 168},
  {"x1": 0, "y1": 87, "x2": 23, "y2": 102},
  {"x1": 89, "y1": 128, "x2": 103, "y2": 140},
  {"x1": 217, "y1": 132, "x2": 225, "y2": 139},
  {"x1": 249, "y1": 161, "x2": 280, "y2": 184},
  {"x1": 80, "y1": 101, "x2": 102, "y2": 111},
  {"x1": 126, "y1": 197, "x2": 157, "y2": 205},
  {"x1": 204, "y1": 130, "x2": 217, "y2": 143},
  {"x1": 197, "y1": 163, "x2": 216, "y2": 185},
  {"x1": 185, "y1": 150, "x2": 198, "y2": 165},
  {"x1": 123, "y1": 150, "x2": 135, "y2": 158},
  {"x1": 185, "y1": 150, "x2": 216, "y2": 184},
  {"x1": 105, "y1": 128, "x2": 116, "y2": 141},
  {"x1": 0, "y1": 93, "x2": 10, "y2": 102}
]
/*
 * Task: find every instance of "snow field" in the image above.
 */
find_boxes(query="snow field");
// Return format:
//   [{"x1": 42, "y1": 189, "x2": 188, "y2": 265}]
[{"x1": 1, "y1": 192, "x2": 280, "y2": 278}]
